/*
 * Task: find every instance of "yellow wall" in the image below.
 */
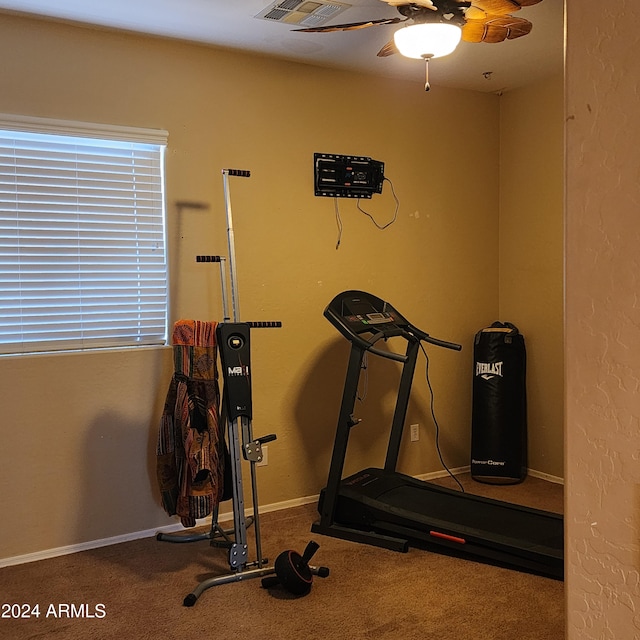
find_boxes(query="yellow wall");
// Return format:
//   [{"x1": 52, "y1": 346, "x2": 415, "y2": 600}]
[
  {"x1": 499, "y1": 74, "x2": 565, "y2": 478},
  {"x1": 0, "y1": 12, "x2": 561, "y2": 561}
]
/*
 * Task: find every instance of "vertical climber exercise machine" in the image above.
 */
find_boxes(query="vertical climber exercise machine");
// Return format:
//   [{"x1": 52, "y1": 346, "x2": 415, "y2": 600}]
[
  {"x1": 191, "y1": 170, "x2": 282, "y2": 605},
  {"x1": 159, "y1": 170, "x2": 283, "y2": 605}
]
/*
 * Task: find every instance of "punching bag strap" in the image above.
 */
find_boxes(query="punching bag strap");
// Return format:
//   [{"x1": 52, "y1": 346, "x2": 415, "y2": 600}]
[
  {"x1": 474, "y1": 322, "x2": 520, "y2": 345},
  {"x1": 501, "y1": 322, "x2": 520, "y2": 343}
]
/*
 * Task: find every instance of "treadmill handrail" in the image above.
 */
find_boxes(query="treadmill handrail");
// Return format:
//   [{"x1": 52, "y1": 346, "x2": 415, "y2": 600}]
[
  {"x1": 407, "y1": 323, "x2": 462, "y2": 352},
  {"x1": 335, "y1": 320, "x2": 462, "y2": 363}
]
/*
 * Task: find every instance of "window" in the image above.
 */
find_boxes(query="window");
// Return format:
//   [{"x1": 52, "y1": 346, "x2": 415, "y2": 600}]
[{"x1": 0, "y1": 114, "x2": 168, "y2": 355}]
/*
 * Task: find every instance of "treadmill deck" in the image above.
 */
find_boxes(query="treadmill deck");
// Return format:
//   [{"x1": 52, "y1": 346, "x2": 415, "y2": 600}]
[{"x1": 318, "y1": 467, "x2": 563, "y2": 579}]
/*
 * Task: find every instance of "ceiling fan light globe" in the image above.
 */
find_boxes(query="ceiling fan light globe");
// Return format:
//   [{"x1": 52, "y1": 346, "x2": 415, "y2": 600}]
[{"x1": 393, "y1": 23, "x2": 462, "y2": 59}]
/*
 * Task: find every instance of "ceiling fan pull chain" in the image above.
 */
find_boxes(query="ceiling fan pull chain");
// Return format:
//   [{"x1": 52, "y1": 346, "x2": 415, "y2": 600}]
[{"x1": 422, "y1": 54, "x2": 433, "y2": 92}]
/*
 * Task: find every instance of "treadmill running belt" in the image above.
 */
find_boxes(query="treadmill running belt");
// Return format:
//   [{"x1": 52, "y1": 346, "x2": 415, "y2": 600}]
[
  {"x1": 383, "y1": 485, "x2": 563, "y2": 552},
  {"x1": 336, "y1": 468, "x2": 562, "y2": 564}
]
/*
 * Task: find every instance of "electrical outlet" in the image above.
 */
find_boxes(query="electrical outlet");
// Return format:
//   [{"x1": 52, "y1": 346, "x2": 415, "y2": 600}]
[
  {"x1": 256, "y1": 444, "x2": 268, "y2": 467},
  {"x1": 410, "y1": 423, "x2": 419, "y2": 442}
]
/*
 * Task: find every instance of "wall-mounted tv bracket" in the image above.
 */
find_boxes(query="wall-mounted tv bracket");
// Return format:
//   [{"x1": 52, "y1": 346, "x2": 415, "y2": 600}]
[
  {"x1": 160, "y1": 169, "x2": 283, "y2": 606},
  {"x1": 314, "y1": 153, "x2": 384, "y2": 199}
]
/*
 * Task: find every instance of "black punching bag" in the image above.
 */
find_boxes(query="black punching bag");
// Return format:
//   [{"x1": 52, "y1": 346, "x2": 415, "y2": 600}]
[{"x1": 471, "y1": 322, "x2": 527, "y2": 484}]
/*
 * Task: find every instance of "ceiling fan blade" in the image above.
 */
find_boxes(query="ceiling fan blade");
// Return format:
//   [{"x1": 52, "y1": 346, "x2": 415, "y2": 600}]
[
  {"x1": 376, "y1": 39, "x2": 399, "y2": 57},
  {"x1": 468, "y1": 0, "x2": 542, "y2": 16},
  {"x1": 380, "y1": 0, "x2": 436, "y2": 8},
  {"x1": 293, "y1": 17, "x2": 405, "y2": 33},
  {"x1": 462, "y1": 15, "x2": 533, "y2": 43}
]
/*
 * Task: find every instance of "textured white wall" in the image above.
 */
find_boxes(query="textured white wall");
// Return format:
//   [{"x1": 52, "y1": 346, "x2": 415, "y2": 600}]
[{"x1": 565, "y1": 0, "x2": 640, "y2": 636}]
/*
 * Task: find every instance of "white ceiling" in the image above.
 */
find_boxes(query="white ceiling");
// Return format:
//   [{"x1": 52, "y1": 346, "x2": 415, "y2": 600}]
[{"x1": 0, "y1": 0, "x2": 564, "y2": 92}]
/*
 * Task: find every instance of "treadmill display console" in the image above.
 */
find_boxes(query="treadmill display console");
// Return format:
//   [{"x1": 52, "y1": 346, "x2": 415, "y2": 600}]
[
  {"x1": 345, "y1": 311, "x2": 395, "y2": 326},
  {"x1": 324, "y1": 290, "x2": 462, "y2": 362},
  {"x1": 327, "y1": 291, "x2": 408, "y2": 340}
]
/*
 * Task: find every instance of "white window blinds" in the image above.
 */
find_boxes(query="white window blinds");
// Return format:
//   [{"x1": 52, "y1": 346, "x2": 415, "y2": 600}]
[{"x1": 0, "y1": 115, "x2": 169, "y2": 354}]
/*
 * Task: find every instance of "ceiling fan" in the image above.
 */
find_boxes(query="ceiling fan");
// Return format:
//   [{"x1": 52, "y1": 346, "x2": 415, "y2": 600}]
[{"x1": 294, "y1": 0, "x2": 543, "y2": 90}]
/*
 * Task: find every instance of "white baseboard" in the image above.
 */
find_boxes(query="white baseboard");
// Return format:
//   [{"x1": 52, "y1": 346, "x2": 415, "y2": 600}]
[
  {"x1": 527, "y1": 469, "x2": 565, "y2": 485},
  {"x1": 0, "y1": 494, "x2": 319, "y2": 569},
  {"x1": 417, "y1": 465, "x2": 564, "y2": 485},
  {"x1": 414, "y1": 465, "x2": 471, "y2": 482},
  {"x1": 0, "y1": 467, "x2": 563, "y2": 569}
]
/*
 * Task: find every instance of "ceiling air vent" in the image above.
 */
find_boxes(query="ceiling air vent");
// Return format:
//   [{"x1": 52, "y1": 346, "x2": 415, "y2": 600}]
[{"x1": 255, "y1": 1, "x2": 351, "y2": 28}]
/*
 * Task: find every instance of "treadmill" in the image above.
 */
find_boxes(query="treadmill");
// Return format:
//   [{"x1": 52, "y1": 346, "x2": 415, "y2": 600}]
[{"x1": 311, "y1": 290, "x2": 563, "y2": 580}]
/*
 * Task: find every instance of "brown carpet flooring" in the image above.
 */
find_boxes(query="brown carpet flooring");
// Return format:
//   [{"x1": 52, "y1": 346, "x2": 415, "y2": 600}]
[{"x1": 0, "y1": 473, "x2": 564, "y2": 640}]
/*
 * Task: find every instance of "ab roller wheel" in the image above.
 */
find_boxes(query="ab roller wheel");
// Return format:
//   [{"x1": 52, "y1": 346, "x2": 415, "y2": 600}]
[{"x1": 261, "y1": 540, "x2": 329, "y2": 596}]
